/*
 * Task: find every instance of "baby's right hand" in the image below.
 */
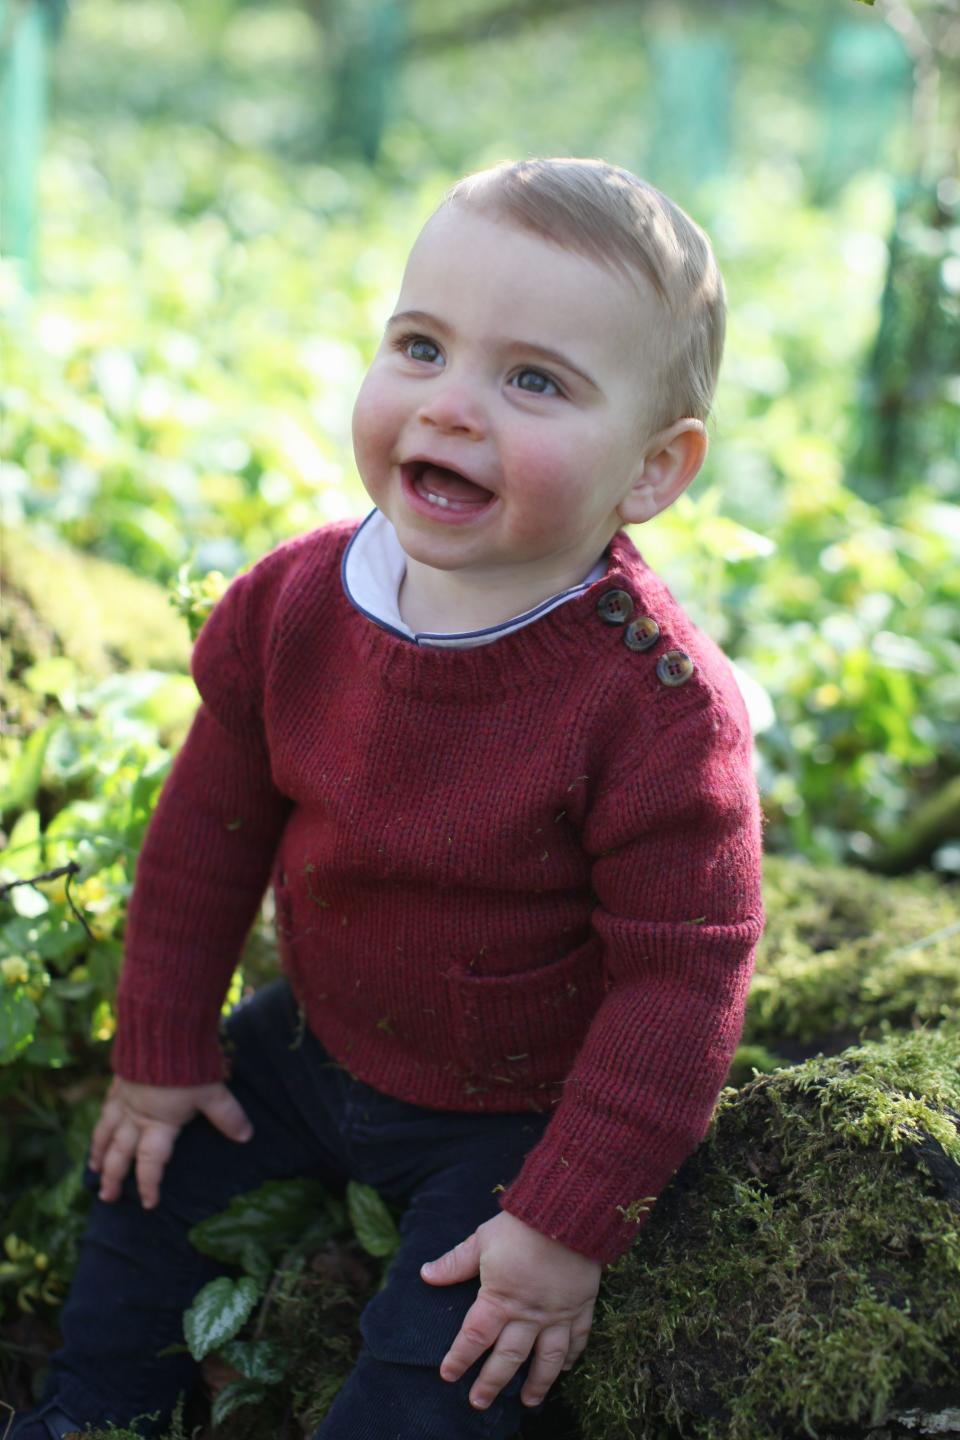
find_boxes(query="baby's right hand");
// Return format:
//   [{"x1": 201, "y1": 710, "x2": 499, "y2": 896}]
[{"x1": 89, "y1": 1075, "x2": 254, "y2": 1210}]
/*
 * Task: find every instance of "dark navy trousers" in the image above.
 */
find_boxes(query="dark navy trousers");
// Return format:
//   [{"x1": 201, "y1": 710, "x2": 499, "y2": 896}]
[{"x1": 44, "y1": 979, "x2": 554, "y2": 1438}]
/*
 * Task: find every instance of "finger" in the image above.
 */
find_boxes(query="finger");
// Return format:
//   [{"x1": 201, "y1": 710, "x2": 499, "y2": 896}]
[
  {"x1": 97, "y1": 1119, "x2": 141, "y2": 1202},
  {"x1": 135, "y1": 1123, "x2": 179, "y2": 1210},
  {"x1": 421, "y1": 1231, "x2": 480, "y2": 1288},
  {"x1": 467, "y1": 1319, "x2": 540, "y2": 1412},
  {"x1": 89, "y1": 1095, "x2": 122, "y2": 1172},
  {"x1": 438, "y1": 1290, "x2": 508, "y2": 1380},
  {"x1": 563, "y1": 1332, "x2": 591, "y2": 1369},
  {"x1": 520, "y1": 1323, "x2": 571, "y2": 1407},
  {"x1": 199, "y1": 1087, "x2": 254, "y2": 1144}
]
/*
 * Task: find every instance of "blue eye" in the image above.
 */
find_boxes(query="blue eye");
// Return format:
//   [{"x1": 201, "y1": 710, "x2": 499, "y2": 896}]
[
  {"x1": 394, "y1": 334, "x2": 441, "y2": 364},
  {"x1": 513, "y1": 369, "x2": 560, "y2": 396}
]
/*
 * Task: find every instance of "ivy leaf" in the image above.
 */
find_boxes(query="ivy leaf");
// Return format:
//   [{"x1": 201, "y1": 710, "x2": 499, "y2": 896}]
[
  {"x1": 218, "y1": 1337, "x2": 287, "y2": 1384},
  {"x1": 183, "y1": 1275, "x2": 261, "y2": 1362},
  {"x1": 210, "y1": 1378, "x2": 267, "y2": 1427},
  {"x1": 347, "y1": 1180, "x2": 401, "y2": 1259},
  {"x1": 187, "y1": 1177, "x2": 334, "y2": 1266}
]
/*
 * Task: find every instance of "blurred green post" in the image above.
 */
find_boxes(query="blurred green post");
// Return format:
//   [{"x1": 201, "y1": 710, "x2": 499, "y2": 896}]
[
  {"x1": 327, "y1": 0, "x2": 406, "y2": 163},
  {"x1": 647, "y1": 35, "x2": 732, "y2": 192},
  {"x1": 816, "y1": 20, "x2": 912, "y2": 198},
  {"x1": 0, "y1": 0, "x2": 67, "y2": 292}
]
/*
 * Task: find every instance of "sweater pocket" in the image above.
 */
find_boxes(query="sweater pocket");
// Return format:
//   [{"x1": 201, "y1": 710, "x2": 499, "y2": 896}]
[{"x1": 448, "y1": 939, "x2": 604, "y2": 1081}]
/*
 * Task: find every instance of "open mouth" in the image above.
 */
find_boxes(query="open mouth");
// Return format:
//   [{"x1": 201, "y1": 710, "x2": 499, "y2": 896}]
[{"x1": 403, "y1": 461, "x2": 495, "y2": 510}]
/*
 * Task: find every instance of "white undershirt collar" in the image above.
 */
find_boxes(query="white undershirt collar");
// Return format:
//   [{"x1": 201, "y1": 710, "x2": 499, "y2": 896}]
[{"x1": 341, "y1": 508, "x2": 609, "y2": 649}]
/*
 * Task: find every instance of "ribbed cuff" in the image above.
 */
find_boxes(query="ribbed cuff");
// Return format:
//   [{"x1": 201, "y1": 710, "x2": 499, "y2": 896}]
[
  {"x1": 498, "y1": 1123, "x2": 689, "y2": 1267},
  {"x1": 111, "y1": 993, "x2": 227, "y2": 1087}
]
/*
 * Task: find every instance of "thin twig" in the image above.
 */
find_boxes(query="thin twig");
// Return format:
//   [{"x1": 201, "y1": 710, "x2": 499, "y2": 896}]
[
  {"x1": 0, "y1": 862, "x2": 80, "y2": 898},
  {"x1": 889, "y1": 919, "x2": 960, "y2": 957},
  {"x1": 0, "y1": 861, "x2": 96, "y2": 942}
]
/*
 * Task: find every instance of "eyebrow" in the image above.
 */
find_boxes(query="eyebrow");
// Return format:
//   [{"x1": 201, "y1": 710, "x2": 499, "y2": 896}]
[{"x1": 386, "y1": 308, "x2": 600, "y2": 391}]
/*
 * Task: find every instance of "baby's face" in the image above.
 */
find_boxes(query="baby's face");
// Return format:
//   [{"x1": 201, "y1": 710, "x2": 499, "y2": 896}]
[{"x1": 352, "y1": 205, "x2": 664, "y2": 586}]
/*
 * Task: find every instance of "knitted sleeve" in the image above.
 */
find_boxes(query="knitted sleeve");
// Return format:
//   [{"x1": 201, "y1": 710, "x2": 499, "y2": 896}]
[
  {"x1": 112, "y1": 566, "x2": 293, "y2": 1085},
  {"x1": 498, "y1": 698, "x2": 765, "y2": 1267}
]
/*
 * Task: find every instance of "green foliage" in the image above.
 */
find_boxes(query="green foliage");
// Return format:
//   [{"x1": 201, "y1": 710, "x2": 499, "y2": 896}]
[
  {"x1": 188, "y1": 1176, "x2": 343, "y2": 1269},
  {"x1": 177, "y1": 1177, "x2": 399, "y2": 1433},
  {"x1": 346, "y1": 1177, "x2": 402, "y2": 1258},
  {"x1": 184, "y1": 1275, "x2": 263, "y2": 1363}
]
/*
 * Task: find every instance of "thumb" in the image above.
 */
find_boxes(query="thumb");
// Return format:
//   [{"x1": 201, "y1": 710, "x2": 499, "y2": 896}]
[
  {"x1": 199, "y1": 1085, "x2": 254, "y2": 1144},
  {"x1": 420, "y1": 1232, "x2": 480, "y2": 1286}
]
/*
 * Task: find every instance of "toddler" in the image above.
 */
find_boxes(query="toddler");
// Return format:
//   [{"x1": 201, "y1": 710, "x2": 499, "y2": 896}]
[{"x1": 15, "y1": 157, "x2": 765, "y2": 1440}]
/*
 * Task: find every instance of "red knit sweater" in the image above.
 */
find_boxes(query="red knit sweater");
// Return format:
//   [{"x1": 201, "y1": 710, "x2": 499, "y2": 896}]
[{"x1": 114, "y1": 519, "x2": 765, "y2": 1266}]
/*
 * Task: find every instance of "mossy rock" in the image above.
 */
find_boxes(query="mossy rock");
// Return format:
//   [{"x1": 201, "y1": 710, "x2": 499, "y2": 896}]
[
  {"x1": 2, "y1": 529, "x2": 189, "y2": 727},
  {"x1": 564, "y1": 1023, "x2": 960, "y2": 1440},
  {"x1": 732, "y1": 855, "x2": 959, "y2": 1084}
]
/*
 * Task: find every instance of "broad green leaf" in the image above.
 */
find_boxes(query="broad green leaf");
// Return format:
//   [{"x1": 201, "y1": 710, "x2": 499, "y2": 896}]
[
  {"x1": 347, "y1": 1180, "x2": 401, "y2": 1259},
  {"x1": 125, "y1": 755, "x2": 171, "y2": 848},
  {"x1": 24, "y1": 1035, "x2": 72, "y2": 1068},
  {"x1": 188, "y1": 1177, "x2": 331, "y2": 1265},
  {"x1": 218, "y1": 1336, "x2": 286, "y2": 1383},
  {"x1": 0, "y1": 724, "x2": 57, "y2": 816},
  {"x1": 1, "y1": 810, "x2": 42, "y2": 878},
  {"x1": 240, "y1": 1241, "x2": 273, "y2": 1288},
  {"x1": 36, "y1": 919, "x2": 88, "y2": 966},
  {"x1": 210, "y1": 1379, "x2": 268, "y2": 1427},
  {"x1": 183, "y1": 1275, "x2": 262, "y2": 1362},
  {"x1": 0, "y1": 992, "x2": 38, "y2": 1065}
]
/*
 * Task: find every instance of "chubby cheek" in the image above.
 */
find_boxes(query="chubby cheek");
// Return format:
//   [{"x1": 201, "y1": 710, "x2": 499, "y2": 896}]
[
  {"x1": 351, "y1": 371, "x2": 400, "y2": 486},
  {"x1": 502, "y1": 436, "x2": 589, "y2": 541}
]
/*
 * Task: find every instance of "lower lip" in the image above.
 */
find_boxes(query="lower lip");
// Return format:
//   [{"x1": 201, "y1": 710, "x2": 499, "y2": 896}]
[{"x1": 400, "y1": 465, "x2": 497, "y2": 526}]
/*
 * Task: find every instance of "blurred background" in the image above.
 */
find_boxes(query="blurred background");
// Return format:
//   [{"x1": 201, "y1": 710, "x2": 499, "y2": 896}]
[
  {"x1": 1, "y1": 0, "x2": 960, "y2": 1416},
  {"x1": 2, "y1": 0, "x2": 959, "y2": 871}
]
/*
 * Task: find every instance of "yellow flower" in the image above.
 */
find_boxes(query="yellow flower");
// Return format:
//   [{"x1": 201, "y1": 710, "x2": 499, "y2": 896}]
[
  {"x1": 37, "y1": 875, "x2": 69, "y2": 906},
  {"x1": 76, "y1": 876, "x2": 107, "y2": 906},
  {"x1": 1, "y1": 958, "x2": 30, "y2": 987}
]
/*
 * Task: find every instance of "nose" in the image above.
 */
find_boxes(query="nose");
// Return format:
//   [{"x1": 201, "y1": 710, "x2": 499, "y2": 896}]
[{"x1": 416, "y1": 377, "x2": 486, "y2": 439}]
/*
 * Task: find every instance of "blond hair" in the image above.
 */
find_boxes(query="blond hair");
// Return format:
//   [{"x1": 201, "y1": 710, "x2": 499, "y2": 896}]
[{"x1": 441, "y1": 157, "x2": 726, "y2": 438}]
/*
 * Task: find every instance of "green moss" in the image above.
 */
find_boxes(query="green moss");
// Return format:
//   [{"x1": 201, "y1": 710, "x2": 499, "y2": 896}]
[
  {"x1": 3, "y1": 529, "x2": 190, "y2": 727},
  {"x1": 567, "y1": 1024, "x2": 960, "y2": 1440},
  {"x1": 78, "y1": 1397, "x2": 191, "y2": 1440},
  {"x1": 732, "y1": 856, "x2": 960, "y2": 1083}
]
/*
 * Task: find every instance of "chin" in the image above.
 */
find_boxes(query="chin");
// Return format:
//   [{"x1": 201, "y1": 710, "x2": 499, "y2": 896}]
[{"x1": 394, "y1": 532, "x2": 474, "y2": 571}]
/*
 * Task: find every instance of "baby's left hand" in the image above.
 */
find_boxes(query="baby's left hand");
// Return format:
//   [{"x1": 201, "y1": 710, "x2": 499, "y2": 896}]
[{"x1": 420, "y1": 1209, "x2": 602, "y2": 1412}]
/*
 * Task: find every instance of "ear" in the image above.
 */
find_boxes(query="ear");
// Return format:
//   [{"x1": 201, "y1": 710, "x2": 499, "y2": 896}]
[{"x1": 617, "y1": 420, "x2": 708, "y2": 526}]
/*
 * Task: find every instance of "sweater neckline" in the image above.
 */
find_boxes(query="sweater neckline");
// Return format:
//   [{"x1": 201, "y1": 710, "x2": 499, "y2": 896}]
[
  {"x1": 341, "y1": 508, "x2": 609, "y2": 649},
  {"x1": 340, "y1": 527, "x2": 657, "y2": 700}
]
